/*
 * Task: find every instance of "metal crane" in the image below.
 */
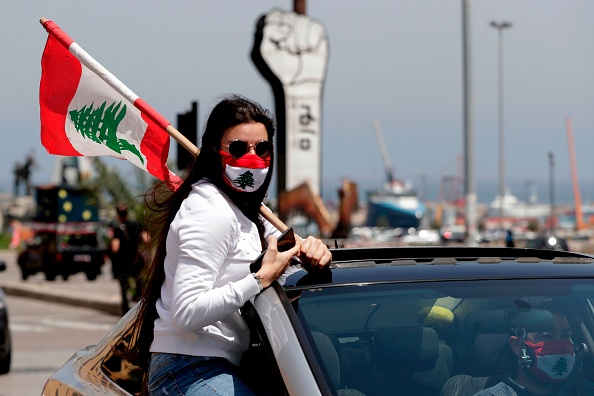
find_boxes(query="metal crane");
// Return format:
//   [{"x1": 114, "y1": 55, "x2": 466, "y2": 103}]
[{"x1": 372, "y1": 120, "x2": 395, "y2": 184}]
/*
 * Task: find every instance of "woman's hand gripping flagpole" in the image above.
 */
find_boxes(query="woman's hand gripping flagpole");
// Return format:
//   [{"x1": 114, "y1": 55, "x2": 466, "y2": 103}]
[{"x1": 39, "y1": 17, "x2": 291, "y2": 236}]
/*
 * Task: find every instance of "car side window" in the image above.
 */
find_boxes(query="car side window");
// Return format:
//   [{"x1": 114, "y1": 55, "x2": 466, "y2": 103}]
[{"x1": 290, "y1": 283, "x2": 452, "y2": 395}]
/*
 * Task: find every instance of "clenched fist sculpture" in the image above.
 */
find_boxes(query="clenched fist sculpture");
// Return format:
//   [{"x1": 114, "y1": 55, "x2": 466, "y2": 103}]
[
  {"x1": 252, "y1": 9, "x2": 329, "y2": 196},
  {"x1": 252, "y1": 9, "x2": 329, "y2": 87}
]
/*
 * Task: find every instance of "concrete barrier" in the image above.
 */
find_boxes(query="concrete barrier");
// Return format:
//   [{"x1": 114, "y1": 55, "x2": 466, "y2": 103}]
[{"x1": 0, "y1": 279, "x2": 122, "y2": 315}]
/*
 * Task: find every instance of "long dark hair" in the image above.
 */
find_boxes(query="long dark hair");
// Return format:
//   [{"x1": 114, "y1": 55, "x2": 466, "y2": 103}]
[{"x1": 123, "y1": 94, "x2": 275, "y2": 377}]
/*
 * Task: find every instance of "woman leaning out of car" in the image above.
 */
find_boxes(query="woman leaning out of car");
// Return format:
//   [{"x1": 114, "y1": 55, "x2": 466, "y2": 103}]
[{"x1": 121, "y1": 94, "x2": 332, "y2": 396}]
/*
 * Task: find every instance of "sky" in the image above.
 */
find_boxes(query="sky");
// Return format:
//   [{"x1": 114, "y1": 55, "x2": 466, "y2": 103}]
[{"x1": 2, "y1": 1, "x2": 594, "y2": 206}]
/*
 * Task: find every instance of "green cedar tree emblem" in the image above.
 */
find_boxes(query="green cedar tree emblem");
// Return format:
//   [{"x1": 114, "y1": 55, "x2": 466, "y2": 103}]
[
  {"x1": 69, "y1": 101, "x2": 144, "y2": 164},
  {"x1": 550, "y1": 356, "x2": 569, "y2": 377},
  {"x1": 234, "y1": 170, "x2": 255, "y2": 190}
]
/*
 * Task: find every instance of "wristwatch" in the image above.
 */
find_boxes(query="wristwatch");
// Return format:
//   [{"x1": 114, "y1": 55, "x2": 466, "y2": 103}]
[{"x1": 251, "y1": 273, "x2": 263, "y2": 292}]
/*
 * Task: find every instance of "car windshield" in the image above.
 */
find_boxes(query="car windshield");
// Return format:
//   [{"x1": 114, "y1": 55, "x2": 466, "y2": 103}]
[
  {"x1": 59, "y1": 232, "x2": 99, "y2": 248},
  {"x1": 291, "y1": 278, "x2": 594, "y2": 396}
]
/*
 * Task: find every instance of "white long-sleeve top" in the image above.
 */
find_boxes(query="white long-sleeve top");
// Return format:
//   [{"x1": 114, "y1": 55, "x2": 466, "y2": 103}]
[{"x1": 149, "y1": 179, "x2": 281, "y2": 365}]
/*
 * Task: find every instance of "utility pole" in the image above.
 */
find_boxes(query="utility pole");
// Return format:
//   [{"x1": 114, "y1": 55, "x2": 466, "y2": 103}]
[
  {"x1": 462, "y1": 0, "x2": 477, "y2": 246},
  {"x1": 548, "y1": 151, "x2": 555, "y2": 234},
  {"x1": 490, "y1": 20, "x2": 512, "y2": 233}
]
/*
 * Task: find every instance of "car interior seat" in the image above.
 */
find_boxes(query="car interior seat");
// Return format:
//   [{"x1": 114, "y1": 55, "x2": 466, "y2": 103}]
[
  {"x1": 310, "y1": 331, "x2": 367, "y2": 396},
  {"x1": 414, "y1": 340, "x2": 454, "y2": 392},
  {"x1": 440, "y1": 334, "x2": 512, "y2": 396},
  {"x1": 439, "y1": 340, "x2": 509, "y2": 396},
  {"x1": 439, "y1": 308, "x2": 516, "y2": 396},
  {"x1": 372, "y1": 326, "x2": 450, "y2": 395}
]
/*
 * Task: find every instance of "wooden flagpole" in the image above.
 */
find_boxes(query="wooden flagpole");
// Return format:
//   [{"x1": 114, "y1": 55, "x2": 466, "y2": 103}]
[{"x1": 39, "y1": 17, "x2": 290, "y2": 234}]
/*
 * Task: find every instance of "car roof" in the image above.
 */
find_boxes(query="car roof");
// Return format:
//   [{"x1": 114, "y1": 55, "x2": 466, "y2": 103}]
[{"x1": 284, "y1": 247, "x2": 594, "y2": 288}]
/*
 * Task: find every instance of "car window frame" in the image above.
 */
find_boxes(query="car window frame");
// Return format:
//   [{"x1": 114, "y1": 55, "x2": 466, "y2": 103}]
[
  {"x1": 239, "y1": 300, "x2": 289, "y2": 395},
  {"x1": 253, "y1": 282, "x2": 335, "y2": 395}
]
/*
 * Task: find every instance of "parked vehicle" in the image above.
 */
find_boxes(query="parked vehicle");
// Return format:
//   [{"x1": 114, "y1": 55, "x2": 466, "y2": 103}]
[
  {"x1": 42, "y1": 247, "x2": 594, "y2": 395},
  {"x1": 0, "y1": 261, "x2": 12, "y2": 374},
  {"x1": 474, "y1": 228, "x2": 506, "y2": 244},
  {"x1": 439, "y1": 225, "x2": 466, "y2": 243},
  {"x1": 17, "y1": 223, "x2": 107, "y2": 281},
  {"x1": 401, "y1": 229, "x2": 441, "y2": 246},
  {"x1": 525, "y1": 235, "x2": 569, "y2": 251},
  {"x1": 17, "y1": 185, "x2": 107, "y2": 281}
]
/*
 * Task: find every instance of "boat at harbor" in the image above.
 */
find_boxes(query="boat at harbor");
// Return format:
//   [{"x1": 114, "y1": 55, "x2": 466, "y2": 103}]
[
  {"x1": 366, "y1": 179, "x2": 425, "y2": 229},
  {"x1": 365, "y1": 121, "x2": 425, "y2": 229},
  {"x1": 487, "y1": 192, "x2": 550, "y2": 218}
]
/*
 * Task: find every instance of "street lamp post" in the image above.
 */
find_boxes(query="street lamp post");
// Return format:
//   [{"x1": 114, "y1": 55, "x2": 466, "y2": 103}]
[
  {"x1": 548, "y1": 152, "x2": 555, "y2": 234},
  {"x1": 462, "y1": 0, "x2": 478, "y2": 247},
  {"x1": 490, "y1": 20, "x2": 512, "y2": 235}
]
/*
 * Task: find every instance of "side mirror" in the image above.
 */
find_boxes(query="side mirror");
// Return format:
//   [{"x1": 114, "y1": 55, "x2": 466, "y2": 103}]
[{"x1": 0, "y1": 261, "x2": 6, "y2": 272}]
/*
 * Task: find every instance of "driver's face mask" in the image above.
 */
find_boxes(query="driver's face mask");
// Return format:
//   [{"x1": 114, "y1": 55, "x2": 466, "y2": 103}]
[{"x1": 518, "y1": 329, "x2": 576, "y2": 383}]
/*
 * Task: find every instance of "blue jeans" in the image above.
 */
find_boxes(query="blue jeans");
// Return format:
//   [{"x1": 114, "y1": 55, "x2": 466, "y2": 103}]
[{"x1": 148, "y1": 353, "x2": 257, "y2": 396}]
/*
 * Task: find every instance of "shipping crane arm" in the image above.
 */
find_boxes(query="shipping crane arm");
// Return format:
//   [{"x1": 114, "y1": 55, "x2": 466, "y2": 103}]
[{"x1": 372, "y1": 121, "x2": 395, "y2": 184}]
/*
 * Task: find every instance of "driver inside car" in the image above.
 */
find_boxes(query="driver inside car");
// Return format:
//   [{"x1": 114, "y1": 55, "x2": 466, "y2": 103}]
[{"x1": 474, "y1": 302, "x2": 594, "y2": 396}]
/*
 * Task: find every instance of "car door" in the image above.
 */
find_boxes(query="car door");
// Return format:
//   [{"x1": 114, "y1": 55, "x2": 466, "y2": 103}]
[{"x1": 249, "y1": 283, "x2": 335, "y2": 396}]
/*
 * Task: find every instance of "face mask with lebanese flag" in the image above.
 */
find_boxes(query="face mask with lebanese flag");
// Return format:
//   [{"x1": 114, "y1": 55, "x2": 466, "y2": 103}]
[
  {"x1": 219, "y1": 150, "x2": 270, "y2": 193},
  {"x1": 524, "y1": 339, "x2": 576, "y2": 382}
]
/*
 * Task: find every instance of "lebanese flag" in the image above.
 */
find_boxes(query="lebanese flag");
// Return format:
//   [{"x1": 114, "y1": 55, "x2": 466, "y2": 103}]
[{"x1": 39, "y1": 19, "x2": 181, "y2": 187}]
